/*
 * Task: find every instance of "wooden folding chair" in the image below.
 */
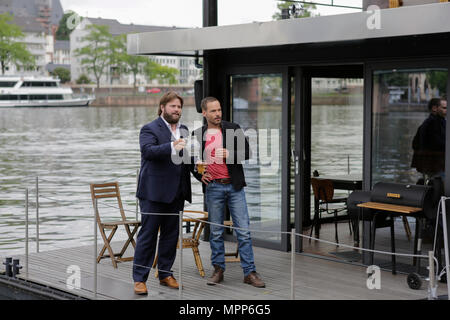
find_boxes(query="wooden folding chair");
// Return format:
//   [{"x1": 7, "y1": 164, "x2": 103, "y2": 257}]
[
  {"x1": 90, "y1": 182, "x2": 141, "y2": 268},
  {"x1": 153, "y1": 210, "x2": 208, "y2": 277},
  {"x1": 224, "y1": 220, "x2": 240, "y2": 263}
]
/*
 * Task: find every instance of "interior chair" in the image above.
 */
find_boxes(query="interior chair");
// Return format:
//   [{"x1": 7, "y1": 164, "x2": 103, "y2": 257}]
[
  {"x1": 310, "y1": 177, "x2": 352, "y2": 244},
  {"x1": 153, "y1": 210, "x2": 208, "y2": 277},
  {"x1": 90, "y1": 182, "x2": 141, "y2": 268}
]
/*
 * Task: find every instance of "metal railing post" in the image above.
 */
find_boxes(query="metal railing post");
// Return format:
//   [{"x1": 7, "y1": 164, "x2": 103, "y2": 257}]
[
  {"x1": 136, "y1": 169, "x2": 139, "y2": 222},
  {"x1": 178, "y1": 210, "x2": 183, "y2": 300},
  {"x1": 347, "y1": 155, "x2": 350, "y2": 174},
  {"x1": 36, "y1": 176, "x2": 39, "y2": 253},
  {"x1": 94, "y1": 198, "x2": 98, "y2": 299},
  {"x1": 25, "y1": 188, "x2": 29, "y2": 279},
  {"x1": 290, "y1": 228, "x2": 295, "y2": 300},
  {"x1": 428, "y1": 250, "x2": 437, "y2": 300},
  {"x1": 439, "y1": 197, "x2": 450, "y2": 300}
]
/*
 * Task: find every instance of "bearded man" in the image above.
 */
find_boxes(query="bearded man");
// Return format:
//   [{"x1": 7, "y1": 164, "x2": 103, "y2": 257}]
[{"x1": 133, "y1": 91, "x2": 192, "y2": 295}]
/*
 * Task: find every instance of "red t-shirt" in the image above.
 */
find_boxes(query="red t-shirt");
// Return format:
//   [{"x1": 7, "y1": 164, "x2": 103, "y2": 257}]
[{"x1": 205, "y1": 129, "x2": 230, "y2": 180}]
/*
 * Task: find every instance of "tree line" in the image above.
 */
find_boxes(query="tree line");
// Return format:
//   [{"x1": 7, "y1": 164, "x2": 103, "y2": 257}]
[
  {"x1": 75, "y1": 24, "x2": 179, "y2": 89},
  {"x1": 0, "y1": 12, "x2": 178, "y2": 89}
]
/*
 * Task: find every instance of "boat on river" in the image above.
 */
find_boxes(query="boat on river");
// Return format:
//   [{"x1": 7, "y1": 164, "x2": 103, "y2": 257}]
[{"x1": 0, "y1": 76, "x2": 95, "y2": 107}]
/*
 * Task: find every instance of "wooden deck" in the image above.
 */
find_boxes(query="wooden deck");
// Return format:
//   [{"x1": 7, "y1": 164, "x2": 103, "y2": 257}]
[{"x1": 3, "y1": 235, "x2": 448, "y2": 300}]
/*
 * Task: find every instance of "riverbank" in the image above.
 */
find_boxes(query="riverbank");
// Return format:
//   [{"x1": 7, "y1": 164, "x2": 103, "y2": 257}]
[
  {"x1": 90, "y1": 95, "x2": 195, "y2": 106},
  {"x1": 69, "y1": 84, "x2": 194, "y2": 106},
  {"x1": 69, "y1": 85, "x2": 364, "y2": 106},
  {"x1": 88, "y1": 95, "x2": 355, "y2": 107}
]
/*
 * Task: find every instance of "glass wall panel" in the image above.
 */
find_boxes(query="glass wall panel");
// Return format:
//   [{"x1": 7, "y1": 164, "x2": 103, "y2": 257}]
[
  {"x1": 311, "y1": 77, "x2": 364, "y2": 218},
  {"x1": 231, "y1": 74, "x2": 283, "y2": 244},
  {"x1": 372, "y1": 68, "x2": 448, "y2": 184},
  {"x1": 290, "y1": 76, "x2": 295, "y2": 227}
]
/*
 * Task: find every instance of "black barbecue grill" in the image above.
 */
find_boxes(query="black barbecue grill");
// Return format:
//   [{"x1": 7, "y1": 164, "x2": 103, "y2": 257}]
[{"x1": 348, "y1": 182, "x2": 438, "y2": 289}]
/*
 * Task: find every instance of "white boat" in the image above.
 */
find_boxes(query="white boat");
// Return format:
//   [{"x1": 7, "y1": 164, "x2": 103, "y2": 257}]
[{"x1": 0, "y1": 76, "x2": 95, "y2": 107}]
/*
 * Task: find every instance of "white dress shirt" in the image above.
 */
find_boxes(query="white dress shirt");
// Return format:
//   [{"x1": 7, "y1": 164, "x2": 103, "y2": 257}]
[{"x1": 160, "y1": 116, "x2": 181, "y2": 154}]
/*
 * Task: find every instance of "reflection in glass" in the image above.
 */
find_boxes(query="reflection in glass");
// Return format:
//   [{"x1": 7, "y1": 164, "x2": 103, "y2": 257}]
[
  {"x1": 231, "y1": 74, "x2": 283, "y2": 244},
  {"x1": 311, "y1": 77, "x2": 364, "y2": 218},
  {"x1": 372, "y1": 68, "x2": 448, "y2": 185}
]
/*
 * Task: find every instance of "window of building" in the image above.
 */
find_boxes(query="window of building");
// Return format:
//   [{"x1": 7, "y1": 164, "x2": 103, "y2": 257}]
[{"x1": 372, "y1": 68, "x2": 448, "y2": 184}]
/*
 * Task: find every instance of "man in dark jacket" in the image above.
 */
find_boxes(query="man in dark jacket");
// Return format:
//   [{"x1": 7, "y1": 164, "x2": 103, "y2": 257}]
[
  {"x1": 192, "y1": 96, "x2": 265, "y2": 288},
  {"x1": 133, "y1": 91, "x2": 192, "y2": 295},
  {"x1": 411, "y1": 97, "x2": 447, "y2": 178}
]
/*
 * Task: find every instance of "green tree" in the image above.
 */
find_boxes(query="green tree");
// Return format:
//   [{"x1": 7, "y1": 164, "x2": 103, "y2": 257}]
[
  {"x1": 74, "y1": 24, "x2": 113, "y2": 88},
  {"x1": 109, "y1": 34, "x2": 150, "y2": 90},
  {"x1": 122, "y1": 54, "x2": 150, "y2": 90},
  {"x1": 55, "y1": 11, "x2": 82, "y2": 41},
  {"x1": 144, "y1": 61, "x2": 179, "y2": 85},
  {"x1": 0, "y1": 13, "x2": 35, "y2": 75},
  {"x1": 51, "y1": 67, "x2": 71, "y2": 83},
  {"x1": 76, "y1": 73, "x2": 92, "y2": 84},
  {"x1": 272, "y1": 1, "x2": 317, "y2": 20},
  {"x1": 427, "y1": 70, "x2": 447, "y2": 96}
]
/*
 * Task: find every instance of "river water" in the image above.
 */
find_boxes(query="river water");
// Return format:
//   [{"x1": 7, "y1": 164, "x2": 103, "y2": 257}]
[{"x1": 0, "y1": 104, "x2": 368, "y2": 256}]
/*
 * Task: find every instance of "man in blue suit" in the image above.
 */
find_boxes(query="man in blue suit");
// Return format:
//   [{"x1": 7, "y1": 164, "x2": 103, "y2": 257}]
[{"x1": 133, "y1": 91, "x2": 192, "y2": 295}]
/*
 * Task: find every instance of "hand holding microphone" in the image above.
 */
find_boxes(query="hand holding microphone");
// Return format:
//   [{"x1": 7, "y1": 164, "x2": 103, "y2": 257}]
[{"x1": 173, "y1": 138, "x2": 186, "y2": 151}]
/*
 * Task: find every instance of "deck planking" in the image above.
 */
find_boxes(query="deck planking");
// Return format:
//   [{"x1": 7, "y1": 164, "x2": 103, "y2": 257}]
[{"x1": 1, "y1": 235, "x2": 447, "y2": 300}]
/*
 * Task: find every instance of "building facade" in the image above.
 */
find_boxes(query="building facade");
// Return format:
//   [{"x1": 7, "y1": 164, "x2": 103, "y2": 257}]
[
  {"x1": 52, "y1": 40, "x2": 70, "y2": 65},
  {"x1": 1, "y1": 0, "x2": 64, "y2": 76},
  {"x1": 3, "y1": 16, "x2": 49, "y2": 76}
]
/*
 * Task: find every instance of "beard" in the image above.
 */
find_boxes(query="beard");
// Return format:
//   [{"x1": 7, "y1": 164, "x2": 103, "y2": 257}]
[{"x1": 163, "y1": 109, "x2": 180, "y2": 124}]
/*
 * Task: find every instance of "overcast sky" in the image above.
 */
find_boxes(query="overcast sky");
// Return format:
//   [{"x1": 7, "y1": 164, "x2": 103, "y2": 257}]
[{"x1": 59, "y1": 0, "x2": 363, "y2": 28}]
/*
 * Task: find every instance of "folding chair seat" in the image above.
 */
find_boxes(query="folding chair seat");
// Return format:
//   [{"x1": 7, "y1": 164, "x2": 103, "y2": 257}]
[{"x1": 90, "y1": 182, "x2": 141, "y2": 268}]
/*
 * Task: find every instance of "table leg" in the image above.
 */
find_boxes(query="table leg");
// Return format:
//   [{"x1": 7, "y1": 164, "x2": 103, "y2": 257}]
[
  {"x1": 390, "y1": 215, "x2": 396, "y2": 275},
  {"x1": 415, "y1": 218, "x2": 423, "y2": 274},
  {"x1": 314, "y1": 198, "x2": 320, "y2": 238},
  {"x1": 370, "y1": 214, "x2": 377, "y2": 265},
  {"x1": 354, "y1": 206, "x2": 361, "y2": 248},
  {"x1": 413, "y1": 217, "x2": 419, "y2": 266}
]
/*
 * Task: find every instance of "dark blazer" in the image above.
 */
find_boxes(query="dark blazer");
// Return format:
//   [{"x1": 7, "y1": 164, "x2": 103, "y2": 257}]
[
  {"x1": 411, "y1": 113, "x2": 446, "y2": 174},
  {"x1": 136, "y1": 117, "x2": 192, "y2": 204},
  {"x1": 192, "y1": 120, "x2": 251, "y2": 192}
]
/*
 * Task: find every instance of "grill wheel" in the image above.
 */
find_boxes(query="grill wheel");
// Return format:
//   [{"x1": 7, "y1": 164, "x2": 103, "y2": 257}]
[{"x1": 407, "y1": 272, "x2": 422, "y2": 290}]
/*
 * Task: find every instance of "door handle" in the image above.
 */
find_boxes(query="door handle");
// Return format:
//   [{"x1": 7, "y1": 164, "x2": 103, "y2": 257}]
[{"x1": 291, "y1": 149, "x2": 299, "y2": 175}]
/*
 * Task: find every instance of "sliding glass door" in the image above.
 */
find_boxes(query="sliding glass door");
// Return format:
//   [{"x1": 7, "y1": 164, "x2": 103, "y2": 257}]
[{"x1": 229, "y1": 70, "x2": 289, "y2": 250}]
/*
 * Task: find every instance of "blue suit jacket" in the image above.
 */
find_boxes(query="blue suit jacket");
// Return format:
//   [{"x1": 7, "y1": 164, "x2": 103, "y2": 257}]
[{"x1": 136, "y1": 117, "x2": 192, "y2": 204}]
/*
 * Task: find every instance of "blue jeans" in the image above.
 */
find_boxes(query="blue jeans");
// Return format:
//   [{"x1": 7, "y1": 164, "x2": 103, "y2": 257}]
[{"x1": 205, "y1": 181, "x2": 256, "y2": 276}]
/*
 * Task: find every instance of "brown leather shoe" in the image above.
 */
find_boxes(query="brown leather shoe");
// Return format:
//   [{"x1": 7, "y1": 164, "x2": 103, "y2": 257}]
[
  {"x1": 134, "y1": 282, "x2": 148, "y2": 295},
  {"x1": 244, "y1": 271, "x2": 265, "y2": 288},
  {"x1": 207, "y1": 265, "x2": 224, "y2": 285},
  {"x1": 159, "y1": 275, "x2": 179, "y2": 289}
]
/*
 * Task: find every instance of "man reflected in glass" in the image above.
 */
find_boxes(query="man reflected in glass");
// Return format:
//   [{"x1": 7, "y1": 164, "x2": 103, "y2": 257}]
[{"x1": 411, "y1": 96, "x2": 447, "y2": 180}]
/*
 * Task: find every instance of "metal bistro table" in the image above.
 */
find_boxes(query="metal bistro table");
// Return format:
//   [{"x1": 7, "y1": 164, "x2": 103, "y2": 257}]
[{"x1": 312, "y1": 174, "x2": 362, "y2": 238}]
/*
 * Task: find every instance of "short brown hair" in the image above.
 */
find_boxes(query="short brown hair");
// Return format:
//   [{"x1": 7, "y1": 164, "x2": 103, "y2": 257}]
[
  {"x1": 200, "y1": 96, "x2": 219, "y2": 111},
  {"x1": 158, "y1": 91, "x2": 184, "y2": 116},
  {"x1": 428, "y1": 98, "x2": 442, "y2": 111}
]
